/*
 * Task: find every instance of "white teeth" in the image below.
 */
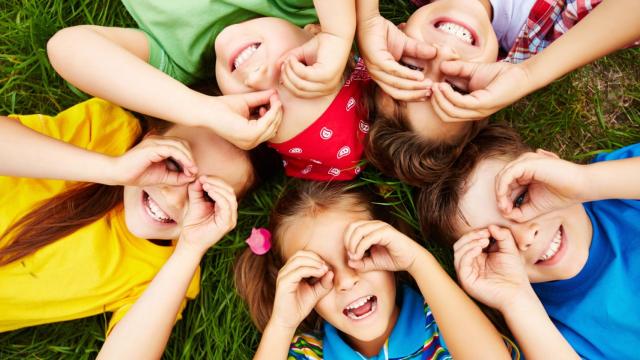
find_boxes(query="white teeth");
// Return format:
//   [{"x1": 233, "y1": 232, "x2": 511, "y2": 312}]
[
  {"x1": 539, "y1": 228, "x2": 562, "y2": 261},
  {"x1": 233, "y1": 44, "x2": 259, "y2": 70},
  {"x1": 346, "y1": 295, "x2": 372, "y2": 310},
  {"x1": 436, "y1": 22, "x2": 473, "y2": 44},
  {"x1": 145, "y1": 194, "x2": 172, "y2": 222}
]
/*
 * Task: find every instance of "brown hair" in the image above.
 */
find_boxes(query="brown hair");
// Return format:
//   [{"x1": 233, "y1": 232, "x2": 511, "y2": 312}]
[
  {"x1": 364, "y1": 89, "x2": 486, "y2": 187},
  {"x1": 416, "y1": 123, "x2": 530, "y2": 247},
  {"x1": 0, "y1": 113, "x2": 263, "y2": 266},
  {"x1": 234, "y1": 180, "x2": 392, "y2": 333}
]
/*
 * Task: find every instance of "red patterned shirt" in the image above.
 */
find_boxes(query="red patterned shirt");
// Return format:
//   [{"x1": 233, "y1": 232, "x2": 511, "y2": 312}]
[{"x1": 269, "y1": 60, "x2": 371, "y2": 181}]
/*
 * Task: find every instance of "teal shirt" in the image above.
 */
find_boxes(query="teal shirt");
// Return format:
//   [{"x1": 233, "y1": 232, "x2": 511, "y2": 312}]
[{"x1": 122, "y1": 0, "x2": 317, "y2": 83}]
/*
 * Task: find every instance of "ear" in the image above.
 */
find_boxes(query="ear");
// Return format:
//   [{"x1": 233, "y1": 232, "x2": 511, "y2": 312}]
[
  {"x1": 535, "y1": 148, "x2": 560, "y2": 159},
  {"x1": 303, "y1": 23, "x2": 321, "y2": 35}
]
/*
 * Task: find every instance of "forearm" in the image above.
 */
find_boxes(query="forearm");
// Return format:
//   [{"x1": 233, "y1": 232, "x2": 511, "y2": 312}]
[
  {"x1": 253, "y1": 322, "x2": 296, "y2": 360},
  {"x1": 0, "y1": 117, "x2": 116, "y2": 183},
  {"x1": 523, "y1": 0, "x2": 640, "y2": 91},
  {"x1": 584, "y1": 157, "x2": 640, "y2": 201},
  {"x1": 97, "y1": 244, "x2": 203, "y2": 360},
  {"x1": 47, "y1": 26, "x2": 208, "y2": 127},
  {"x1": 501, "y1": 289, "x2": 579, "y2": 360},
  {"x1": 355, "y1": 0, "x2": 380, "y2": 24},
  {"x1": 408, "y1": 250, "x2": 510, "y2": 359},
  {"x1": 314, "y1": 0, "x2": 355, "y2": 40}
]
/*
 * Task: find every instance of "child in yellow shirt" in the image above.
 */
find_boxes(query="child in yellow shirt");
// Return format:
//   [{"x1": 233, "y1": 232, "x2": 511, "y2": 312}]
[{"x1": 0, "y1": 98, "x2": 249, "y2": 335}]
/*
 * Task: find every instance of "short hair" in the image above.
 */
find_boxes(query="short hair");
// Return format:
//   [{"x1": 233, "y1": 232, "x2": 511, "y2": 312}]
[
  {"x1": 364, "y1": 90, "x2": 486, "y2": 187},
  {"x1": 416, "y1": 123, "x2": 531, "y2": 246}
]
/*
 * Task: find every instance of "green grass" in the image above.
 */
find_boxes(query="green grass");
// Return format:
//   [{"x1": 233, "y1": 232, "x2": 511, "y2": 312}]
[{"x1": 1, "y1": 0, "x2": 639, "y2": 359}]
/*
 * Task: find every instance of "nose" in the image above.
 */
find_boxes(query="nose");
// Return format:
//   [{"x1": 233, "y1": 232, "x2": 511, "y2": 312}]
[
  {"x1": 158, "y1": 184, "x2": 188, "y2": 216},
  {"x1": 425, "y1": 44, "x2": 460, "y2": 83},
  {"x1": 243, "y1": 64, "x2": 273, "y2": 90},
  {"x1": 510, "y1": 221, "x2": 539, "y2": 252},
  {"x1": 334, "y1": 266, "x2": 359, "y2": 292}
]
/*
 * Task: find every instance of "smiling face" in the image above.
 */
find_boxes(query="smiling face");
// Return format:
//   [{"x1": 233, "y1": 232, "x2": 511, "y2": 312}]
[
  {"x1": 379, "y1": 0, "x2": 499, "y2": 142},
  {"x1": 214, "y1": 17, "x2": 313, "y2": 95},
  {"x1": 122, "y1": 125, "x2": 253, "y2": 240},
  {"x1": 455, "y1": 157, "x2": 593, "y2": 283},
  {"x1": 281, "y1": 208, "x2": 398, "y2": 349}
]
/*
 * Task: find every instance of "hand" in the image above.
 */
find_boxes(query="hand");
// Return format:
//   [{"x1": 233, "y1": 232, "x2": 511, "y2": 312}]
[
  {"x1": 357, "y1": 15, "x2": 436, "y2": 100},
  {"x1": 279, "y1": 32, "x2": 352, "y2": 98},
  {"x1": 271, "y1": 250, "x2": 334, "y2": 330},
  {"x1": 495, "y1": 150, "x2": 589, "y2": 222},
  {"x1": 430, "y1": 60, "x2": 533, "y2": 122},
  {"x1": 203, "y1": 90, "x2": 283, "y2": 150},
  {"x1": 109, "y1": 135, "x2": 198, "y2": 187},
  {"x1": 179, "y1": 176, "x2": 238, "y2": 255},
  {"x1": 454, "y1": 226, "x2": 532, "y2": 312},
  {"x1": 344, "y1": 220, "x2": 421, "y2": 273}
]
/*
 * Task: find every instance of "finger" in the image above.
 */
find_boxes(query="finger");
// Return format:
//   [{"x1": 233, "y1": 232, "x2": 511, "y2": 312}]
[
  {"x1": 375, "y1": 79, "x2": 430, "y2": 101},
  {"x1": 203, "y1": 184, "x2": 238, "y2": 225},
  {"x1": 383, "y1": 28, "x2": 425, "y2": 81},
  {"x1": 351, "y1": 226, "x2": 391, "y2": 261},
  {"x1": 453, "y1": 229, "x2": 491, "y2": 252},
  {"x1": 314, "y1": 270, "x2": 334, "y2": 293},
  {"x1": 457, "y1": 244, "x2": 484, "y2": 283},
  {"x1": 345, "y1": 221, "x2": 386, "y2": 258},
  {"x1": 454, "y1": 237, "x2": 489, "y2": 271},
  {"x1": 431, "y1": 83, "x2": 481, "y2": 121},
  {"x1": 403, "y1": 38, "x2": 437, "y2": 61},
  {"x1": 281, "y1": 60, "x2": 330, "y2": 97},
  {"x1": 280, "y1": 251, "x2": 327, "y2": 275},
  {"x1": 198, "y1": 175, "x2": 236, "y2": 196},
  {"x1": 202, "y1": 187, "x2": 234, "y2": 228},
  {"x1": 241, "y1": 89, "x2": 277, "y2": 108},
  {"x1": 186, "y1": 180, "x2": 206, "y2": 205},
  {"x1": 280, "y1": 71, "x2": 326, "y2": 99},
  {"x1": 279, "y1": 266, "x2": 330, "y2": 289},
  {"x1": 147, "y1": 143, "x2": 197, "y2": 172},
  {"x1": 440, "y1": 60, "x2": 480, "y2": 79},
  {"x1": 438, "y1": 82, "x2": 484, "y2": 110},
  {"x1": 488, "y1": 225, "x2": 518, "y2": 254},
  {"x1": 495, "y1": 162, "x2": 533, "y2": 216},
  {"x1": 370, "y1": 68, "x2": 432, "y2": 92},
  {"x1": 343, "y1": 220, "x2": 373, "y2": 252},
  {"x1": 287, "y1": 55, "x2": 333, "y2": 84},
  {"x1": 253, "y1": 95, "x2": 284, "y2": 143}
]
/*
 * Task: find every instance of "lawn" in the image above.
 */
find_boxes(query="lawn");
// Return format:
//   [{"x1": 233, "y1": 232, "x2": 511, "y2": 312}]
[{"x1": 0, "y1": 0, "x2": 638, "y2": 359}]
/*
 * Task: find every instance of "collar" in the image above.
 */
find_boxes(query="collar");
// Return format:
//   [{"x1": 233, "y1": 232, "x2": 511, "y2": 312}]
[{"x1": 322, "y1": 285, "x2": 436, "y2": 360}]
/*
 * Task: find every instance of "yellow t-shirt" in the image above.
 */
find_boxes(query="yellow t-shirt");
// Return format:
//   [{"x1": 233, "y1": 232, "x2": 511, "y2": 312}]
[{"x1": 0, "y1": 98, "x2": 200, "y2": 333}]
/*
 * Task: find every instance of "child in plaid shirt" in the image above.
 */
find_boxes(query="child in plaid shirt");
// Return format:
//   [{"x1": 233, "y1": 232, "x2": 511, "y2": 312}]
[{"x1": 357, "y1": 0, "x2": 640, "y2": 186}]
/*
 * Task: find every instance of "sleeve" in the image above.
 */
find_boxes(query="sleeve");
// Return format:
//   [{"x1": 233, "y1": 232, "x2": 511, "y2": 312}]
[
  {"x1": 592, "y1": 143, "x2": 640, "y2": 163},
  {"x1": 288, "y1": 333, "x2": 324, "y2": 360},
  {"x1": 502, "y1": 335, "x2": 523, "y2": 360},
  {"x1": 140, "y1": 29, "x2": 199, "y2": 84},
  {"x1": 8, "y1": 98, "x2": 142, "y2": 157}
]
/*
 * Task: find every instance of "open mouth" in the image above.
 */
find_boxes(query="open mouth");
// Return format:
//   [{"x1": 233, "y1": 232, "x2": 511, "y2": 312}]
[
  {"x1": 142, "y1": 191, "x2": 175, "y2": 224},
  {"x1": 434, "y1": 19, "x2": 477, "y2": 45},
  {"x1": 231, "y1": 43, "x2": 261, "y2": 71},
  {"x1": 536, "y1": 226, "x2": 563, "y2": 264},
  {"x1": 343, "y1": 295, "x2": 377, "y2": 320}
]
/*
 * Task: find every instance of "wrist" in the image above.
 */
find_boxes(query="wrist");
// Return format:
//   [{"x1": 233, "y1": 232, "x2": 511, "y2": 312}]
[
  {"x1": 265, "y1": 318, "x2": 298, "y2": 338},
  {"x1": 174, "y1": 237, "x2": 208, "y2": 261},
  {"x1": 95, "y1": 154, "x2": 122, "y2": 185},
  {"x1": 183, "y1": 91, "x2": 216, "y2": 128},
  {"x1": 407, "y1": 245, "x2": 435, "y2": 275},
  {"x1": 497, "y1": 284, "x2": 539, "y2": 317}
]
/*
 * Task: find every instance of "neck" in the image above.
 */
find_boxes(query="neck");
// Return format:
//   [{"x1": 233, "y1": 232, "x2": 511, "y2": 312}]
[{"x1": 347, "y1": 306, "x2": 400, "y2": 357}]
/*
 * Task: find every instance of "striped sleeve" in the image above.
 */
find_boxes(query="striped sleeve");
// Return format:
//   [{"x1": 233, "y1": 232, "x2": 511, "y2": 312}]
[{"x1": 288, "y1": 332, "x2": 323, "y2": 360}]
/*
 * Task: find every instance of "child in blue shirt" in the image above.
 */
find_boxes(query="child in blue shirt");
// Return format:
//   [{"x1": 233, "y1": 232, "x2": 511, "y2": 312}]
[
  {"x1": 418, "y1": 123, "x2": 640, "y2": 358},
  {"x1": 234, "y1": 181, "x2": 518, "y2": 359}
]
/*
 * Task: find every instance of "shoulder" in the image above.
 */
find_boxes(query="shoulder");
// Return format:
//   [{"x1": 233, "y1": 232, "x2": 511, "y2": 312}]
[{"x1": 289, "y1": 332, "x2": 323, "y2": 360}]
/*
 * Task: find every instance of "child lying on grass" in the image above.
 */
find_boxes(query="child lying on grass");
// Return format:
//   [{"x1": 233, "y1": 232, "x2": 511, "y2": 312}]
[{"x1": 418, "y1": 123, "x2": 640, "y2": 358}]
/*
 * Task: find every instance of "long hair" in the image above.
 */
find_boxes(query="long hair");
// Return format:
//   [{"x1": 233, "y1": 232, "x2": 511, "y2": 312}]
[{"x1": 234, "y1": 180, "x2": 393, "y2": 333}]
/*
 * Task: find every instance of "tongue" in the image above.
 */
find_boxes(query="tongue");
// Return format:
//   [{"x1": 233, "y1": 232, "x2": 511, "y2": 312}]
[{"x1": 351, "y1": 298, "x2": 373, "y2": 317}]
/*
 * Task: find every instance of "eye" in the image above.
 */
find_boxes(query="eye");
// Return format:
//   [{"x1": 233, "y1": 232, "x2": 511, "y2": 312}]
[
  {"x1": 165, "y1": 158, "x2": 183, "y2": 172},
  {"x1": 399, "y1": 60, "x2": 424, "y2": 72},
  {"x1": 445, "y1": 80, "x2": 469, "y2": 95},
  {"x1": 513, "y1": 190, "x2": 528, "y2": 209},
  {"x1": 305, "y1": 277, "x2": 320, "y2": 286},
  {"x1": 483, "y1": 236, "x2": 499, "y2": 253}
]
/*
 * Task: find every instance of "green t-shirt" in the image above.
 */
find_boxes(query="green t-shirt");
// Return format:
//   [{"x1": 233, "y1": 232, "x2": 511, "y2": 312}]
[{"x1": 122, "y1": 0, "x2": 318, "y2": 84}]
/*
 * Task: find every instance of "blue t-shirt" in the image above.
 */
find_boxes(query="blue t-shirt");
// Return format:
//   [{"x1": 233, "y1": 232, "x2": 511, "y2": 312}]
[{"x1": 532, "y1": 143, "x2": 640, "y2": 359}]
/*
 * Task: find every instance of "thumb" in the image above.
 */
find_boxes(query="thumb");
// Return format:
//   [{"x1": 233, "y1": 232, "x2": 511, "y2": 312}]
[
  {"x1": 440, "y1": 60, "x2": 479, "y2": 79},
  {"x1": 403, "y1": 37, "x2": 437, "y2": 60},
  {"x1": 313, "y1": 270, "x2": 334, "y2": 299},
  {"x1": 240, "y1": 89, "x2": 277, "y2": 108},
  {"x1": 187, "y1": 180, "x2": 206, "y2": 206}
]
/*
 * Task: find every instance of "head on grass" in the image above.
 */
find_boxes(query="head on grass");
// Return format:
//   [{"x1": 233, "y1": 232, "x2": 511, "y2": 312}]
[
  {"x1": 417, "y1": 123, "x2": 593, "y2": 283},
  {"x1": 235, "y1": 181, "x2": 403, "y2": 352},
  {"x1": 214, "y1": 17, "x2": 316, "y2": 95},
  {"x1": 0, "y1": 122, "x2": 257, "y2": 265},
  {"x1": 366, "y1": 0, "x2": 498, "y2": 185}
]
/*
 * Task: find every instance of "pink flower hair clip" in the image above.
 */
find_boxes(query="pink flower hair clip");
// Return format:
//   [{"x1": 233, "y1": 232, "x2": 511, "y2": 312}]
[{"x1": 246, "y1": 227, "x2": 272, "y2": 255}]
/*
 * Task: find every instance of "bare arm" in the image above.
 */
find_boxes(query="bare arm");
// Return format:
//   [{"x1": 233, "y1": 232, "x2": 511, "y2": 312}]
[
  {"x1": 408, "y1": 249, "x2": 511, "y2": 359},
  {"x1": 47, "y1": 26, "x2": 207, "y2": 127},
  {"x1": 0, "y1": 116, "x2": 114, "y2": 183}
]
